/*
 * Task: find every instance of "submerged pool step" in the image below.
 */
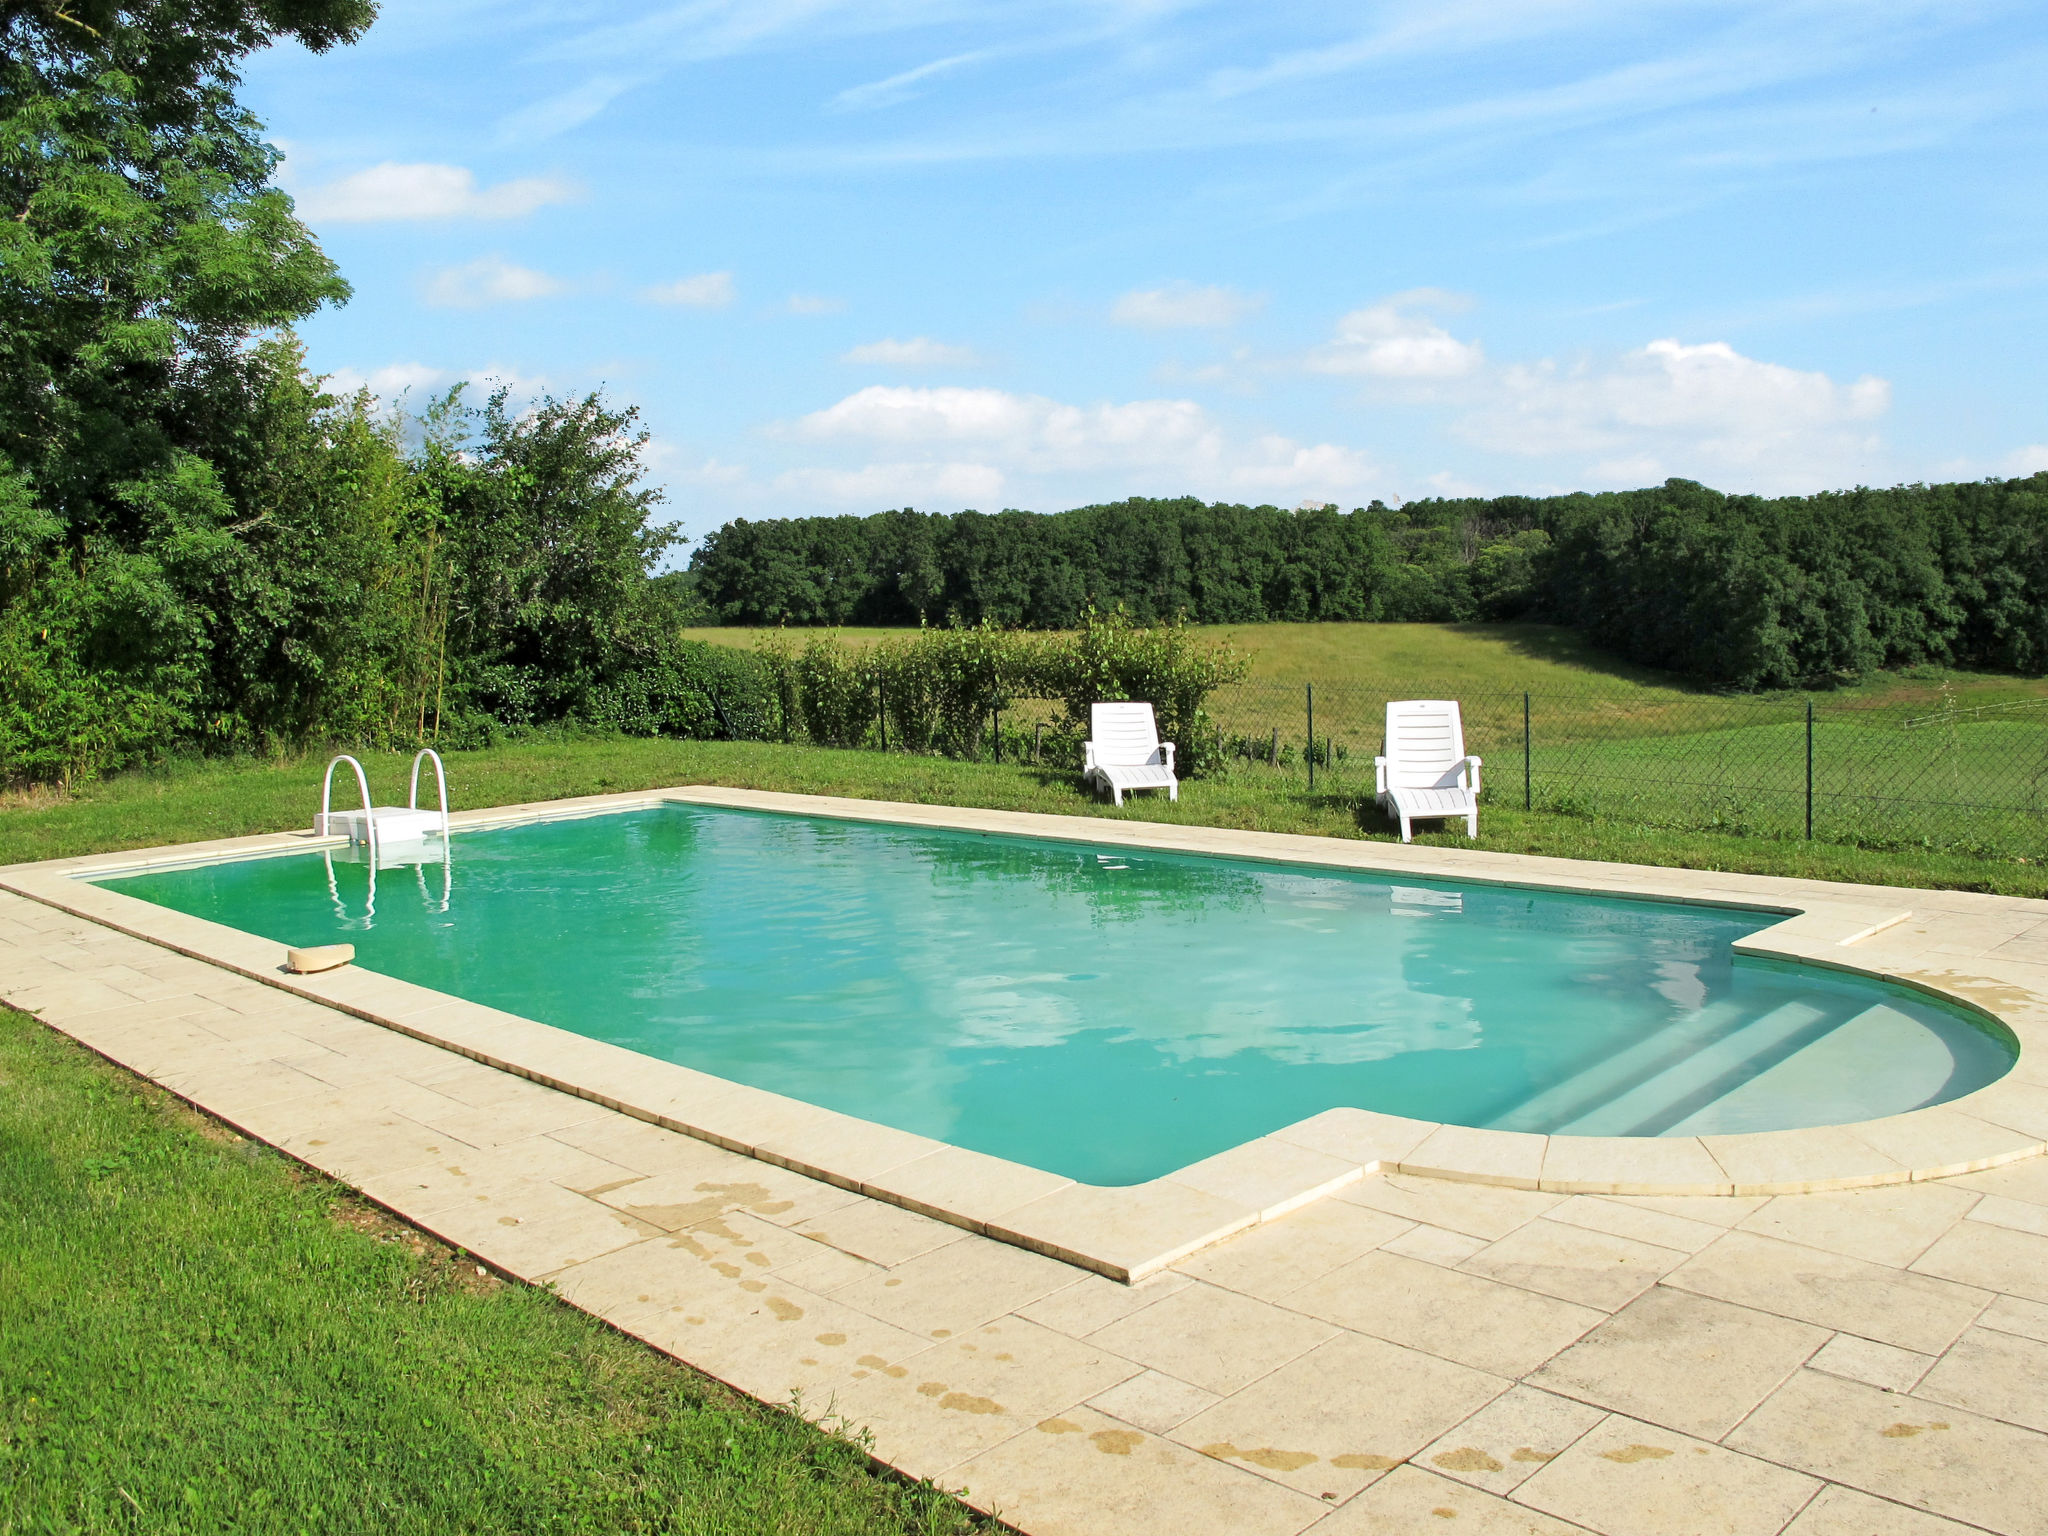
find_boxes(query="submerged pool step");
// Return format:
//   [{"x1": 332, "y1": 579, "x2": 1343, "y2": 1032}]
[
  {"x1": 1485, "y1": 999, "x2": 1752, "y2": 1135},
  {"x1": 1554, "y1": 1000, "x2": 1839, "y2": 1136},
  {"x1": 1663, "y1": 1004, "x2": 1958, "y2": 1136}
]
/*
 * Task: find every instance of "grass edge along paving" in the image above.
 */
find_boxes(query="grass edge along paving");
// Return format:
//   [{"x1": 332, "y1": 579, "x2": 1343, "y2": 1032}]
[{"x1": 0, "y1": 1003, "x2": 995, "y2": 1536}]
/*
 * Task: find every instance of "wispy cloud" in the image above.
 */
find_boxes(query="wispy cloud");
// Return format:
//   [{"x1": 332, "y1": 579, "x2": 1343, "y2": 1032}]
[
  {"x1": 297, "y1": 163, "x2": 578, "y2": 222},
  {"x1": 1308, "y1": 289, "x2": 1482, "y2": 379},
  {"x1": 1111, "y1": 283, "x2": 1264, "y2": 329},
  {"x1": 642, "y1": 271, "x2": 737, "y2": 307},
  {"x1": 841, "y1": 336, "x2": 982, "y2": 368},
  {"x1": 832, "y1": 51, "x2": 986, "y2": 112},
  {"x1": 422, "y1": 257, "x2": 565, "y2": 308}
]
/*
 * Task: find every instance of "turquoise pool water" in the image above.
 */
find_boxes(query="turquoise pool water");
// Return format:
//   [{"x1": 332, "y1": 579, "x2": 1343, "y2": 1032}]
[{"x1": 99, "y1": 806, "x2": 2014, "y2": 1185}]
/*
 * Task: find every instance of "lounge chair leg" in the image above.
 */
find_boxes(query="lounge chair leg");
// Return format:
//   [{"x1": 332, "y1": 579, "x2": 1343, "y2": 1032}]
[
  {"x1": 1467, "y1": 814, "x2": 1478, "y2": 839},
  {"x1": 1168, "y1": 784, "x2": 1177, "y2": 802},
  {"x1": 1399, "y1": 815, "x2": 1412, "y2": 844}
]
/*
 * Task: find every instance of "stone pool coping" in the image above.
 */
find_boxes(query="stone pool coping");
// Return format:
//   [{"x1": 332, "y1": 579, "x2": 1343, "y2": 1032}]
[{"x1": 5, "y1": 785, "x2": 2046, "y2": 1283}]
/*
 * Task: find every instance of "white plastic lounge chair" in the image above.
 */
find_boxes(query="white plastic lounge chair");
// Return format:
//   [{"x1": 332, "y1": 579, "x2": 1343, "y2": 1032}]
[
  {"x1": 1376, "y1": 700, "x2": 1481, "y2": 842},
  {"x1": 1084, "y1": 702, "x2": 1178, "y2": 806}
]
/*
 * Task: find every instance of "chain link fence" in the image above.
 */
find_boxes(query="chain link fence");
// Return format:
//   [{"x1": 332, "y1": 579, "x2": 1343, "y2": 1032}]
[{"x1": 1193, "y1": 679, "x2": 2048, "y2": 859}]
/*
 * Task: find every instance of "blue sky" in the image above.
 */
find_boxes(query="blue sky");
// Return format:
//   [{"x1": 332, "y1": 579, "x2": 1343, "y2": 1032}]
[{"x1": 253, "y1": 0, "x2": 2048, "y2": 545}]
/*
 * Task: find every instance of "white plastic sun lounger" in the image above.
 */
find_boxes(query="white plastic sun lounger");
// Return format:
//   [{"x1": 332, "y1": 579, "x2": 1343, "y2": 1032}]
[
  {"x1": 1376, "y1": 699, "x2": 1481, "y2": 842},
  {"x1": 1084, "y1": 701, "x2": 1178, "y2": 806}
]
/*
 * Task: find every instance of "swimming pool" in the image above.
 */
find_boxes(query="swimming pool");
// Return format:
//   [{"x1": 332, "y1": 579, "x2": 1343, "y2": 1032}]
[{"x1": 97, "y1": 803, "x2": 2014, "y2": 1186}]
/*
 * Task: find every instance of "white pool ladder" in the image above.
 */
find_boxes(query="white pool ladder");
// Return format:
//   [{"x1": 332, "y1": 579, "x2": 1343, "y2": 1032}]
[{"x1": 317, "y1": 749, "x2": 451, "y2": 854}]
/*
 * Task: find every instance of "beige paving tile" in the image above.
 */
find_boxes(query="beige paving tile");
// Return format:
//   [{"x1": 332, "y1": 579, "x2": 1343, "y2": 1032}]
[
  {"x1": 1944, "y1": 1153, "x2": 2048, "y2": 1206},
  {"x1": 1977, "y1": 1294, "x2": 2048, "y2": 1345},
  {"x1": 590, "y1": 1163, "x2": 862, "y2": 1231},
  {"x1": 1086, "y1": 1281, "x2": 1338, "y2": 1397},
  {"x1": 1850, "y1": 1107, "x2": 2045, "y2": 1181},
  {"x1": 1461, "y1": 1219, "x2": 1686, "y2": 1312},
  {"x1": 1271, "y1": 1106, "x2": 1439, "y2": 1168},
  {"x1": 756, "y1": 1112, "x2": 944, "y2": 1189},
  {"x1": 1515, "y1": 1412, "x2": 1821, "y2": 1536},
  {"x1": 1312, "y1": 1465, "x2": 1598, "y2": 1535},
  {"x1": 1910, "y1": 1219, "x2": 2048, "y2": 1304},
  {"x1": 1702, "y1": 1126, "x2": 1909, "y2": 1194},
  {"x1": 627, "y1": 1280, "x2": 930, "y2": 1411},
  {"x1": 772, "y1": 1236, "x2": 886, "y2": 1296},
  {"x1": 1000, "y1": 1179, "x2": 1255, "y2": 1281},
  {"x1": 413, "y1": 1087, "x2": 609, "y2": 1149},
  {"x1": 1402, "y1": 1125, "x2": 1548, "y2": 1189},
  {"x1": 1163, "y1": 1138, "x2": 1363, "y2": 1220},
  {"x1": 1528, "y1": 1288, "x2": 1826, "y2": 1439},
  {"x1": 548, "y1": 1115, "x2": 751, "y2": 1176},
  {"x1": 1666, "y1": 1232, "x2": 1992, "y2": 1355},
  {"x1": 280, "y1": 1110, "x2": 478, "y2": 1180},
  {"x1": 1809, "y1": 1334, "x2": 1936, "y2": 1394},
  {"x1": 878, "y1": 1145, "x2": 1074, "y2": 1231},
  {"x1": 794, "y1": 1198, "x2": 968, "y2": 1266},
  {"x1": 359, "y1": 1161, "x2": 614, "y2": 1225},
  {"x1": 1915, "y1": 1327, "x2": 2048, "y2": 1434},
  {"x1": 1780, "y1": 1485, "x2": 1987, "y2": 1536},
  {"x1": 1545, "y1": 1195, "x2": 1729, "y2": 1254},
  {"x1": 1726, "y1": 1370, "x2": 2048, "y2": 1536},
  {"x1": 835, "y1": 1232, "x2": 1082, "y2": 1339},
  {"x1": 1177, "y1": 1197, "x2": 1413, "y2": 1301},
  {"x1": 1381, "y1": 1222, "x2": 1489, "y2": 1266},
  {"x1": 1016, "y1": 1270, "x2": 1193, "y2": 1339},
  {"x1": 1086, "y1": 1370, "x2": 1220, "y2": 1435},
  {"x1": 425, "y1": 1193, "x2": 657, "y2": 1276},
  {"x1": 949, "y1": 1404, "x2": 1327, "y2": 1536},
  {"x1": 1341, "y1": 1173, "x2": 1563, "y2": 1241},
  {"x1": 829, "y1": 1315, "x2": 1141, "y2": 1477},
  {"x1": 1967, "y1": 1193, "x2": 2048, "y2": 1237},
  {"x1": 1170, "y1": 1331, "x2": 1504, "y2": 1502},
  {"x1": 1736, "y1": 1184, "x2": 1981, "y2": 1268},
  {"x1": 1600, "y1": 1192, "x2": 1770, "y2": 1229},
  {"x1": 1413, "y1": 1385, "x2": 1606, "y2": 1497},
  {"x1": 1285, "y1": 1251, "x2": 1603, "y2": 1380},
  {"x1": 1539, "y1": 1135, "x2": 1731, "y2": 1196}
]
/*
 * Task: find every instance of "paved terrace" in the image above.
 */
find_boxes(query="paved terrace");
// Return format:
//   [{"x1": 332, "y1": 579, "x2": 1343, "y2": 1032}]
[{"x1": 5, "y1": 839, "x2": 2048, "y2": 1536}]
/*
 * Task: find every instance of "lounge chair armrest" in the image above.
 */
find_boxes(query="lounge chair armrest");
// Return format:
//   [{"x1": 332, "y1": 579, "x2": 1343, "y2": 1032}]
[
  {"x1": 1375, "y1": 755, "x2": 1388, "y2": 795},
  {"x1": 1084, "y1": 741, "x2": 1098, "y2": 772},
  {"x1": 1160, "y1": 742, "x2": 1176, "y2": 771},
  {"x1": 1463, "y1": 755, "x2": 1482, "y2": 792}
]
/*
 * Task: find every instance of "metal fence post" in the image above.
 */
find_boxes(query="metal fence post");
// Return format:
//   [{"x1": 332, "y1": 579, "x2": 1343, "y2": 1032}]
[
  {"x1": 993, "y1": 705, "x2": 1002, "y2": 764},
  {"x1": 877, "y1": 671, "x2": 887, "y2": 751},
  {"x1": 1805, "y1": 698, "x2": 1814, "y2": 839},
  {"x1": 1523, "y1": 692, "x2": 1532, "y2": 812},
  {"x1": 1306, "y1": 684, "x2": 1315, "y2": 790}
]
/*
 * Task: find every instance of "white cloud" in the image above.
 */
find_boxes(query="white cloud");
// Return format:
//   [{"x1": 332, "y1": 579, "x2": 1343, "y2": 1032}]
[
  {"x1": 2005, "y1": 445, "x2": 2048, "y2": 476},
  {"x1": 785, "y1": 385, "x2": 1377, "y2": 505},
  {"x1": 786, "y1": 293, "x2": 846, "y2": 315},
  {"x1": 642, "y1": 271, "x2": 736, "y2": 308},
  {"x1": 1310, "y1": 289, "x2": 1484, "y2": 379},
  {"x1": 1461, "y1": 338, "x2": 1891, "y2": 491},
  {"x1": 298, "y1": 163, "x2": 576, "y2": 222},
  {"x1": 774, "y1": 462, "x2": 1009, "y2": 505},
  {"x1": 841, "y1": 336, "x2": 982, "y2": 368},
  {"x1": 322, "y1": 362, "x2": 448, "y2": 399},
  {"x1": 1111, "y1": 282, "x2": 1264, "y2": 329},
  {"x1": 423, "y1": 257, "x2": 564, "y2": 308}
]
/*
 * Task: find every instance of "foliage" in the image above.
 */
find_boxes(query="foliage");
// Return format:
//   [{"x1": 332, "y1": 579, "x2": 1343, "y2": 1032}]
[
  {"x1": 689, "y1": 477, "x2": 2048, "y2": 689},
  {"x1": 761, "y1": 612, "x2": 1245, "y2": 771}
]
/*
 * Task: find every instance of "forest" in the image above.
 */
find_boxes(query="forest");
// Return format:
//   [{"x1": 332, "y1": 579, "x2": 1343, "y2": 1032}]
[{"x1": 688, "y1": 475, "x2": 2048, "y2": 691}]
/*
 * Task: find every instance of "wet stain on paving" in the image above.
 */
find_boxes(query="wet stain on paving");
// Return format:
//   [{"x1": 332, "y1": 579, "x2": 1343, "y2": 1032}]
[
  {"x1": 1200, "y1": 1442, "x2": 1320, "y2": 1473},
  {"x1": 1332, "y1": 1453, "x2": 1401, "y2": 1471},
  {"x1": 1433, "y1": 1447, "x2": 1504, "y2": 1473},
  {"x1": 1601, "y1": 1444, "x2": 1675, "y2": 1463},
  {"x1": 1511, "y1": 1447, "x2": 1555, "y2": 1463},
  {"x1": 1882, "y1": 1421, "x2": 1951, "y2": 1438},
  {"x1": 815, "y1": 1332, "x2": 846, "y2": 1346},
  {"x1": 765, "y1": 1295, "x2": 804, "y2": 1321}
]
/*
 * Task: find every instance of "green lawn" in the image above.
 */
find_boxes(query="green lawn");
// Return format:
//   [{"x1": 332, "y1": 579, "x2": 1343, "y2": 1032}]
[
  {"x1": 0, "y1": 1004, "x2": 985, "y2": 1536},
  {"x1": 4, "y1": 733, "x2": 2043, "y2": 895}
]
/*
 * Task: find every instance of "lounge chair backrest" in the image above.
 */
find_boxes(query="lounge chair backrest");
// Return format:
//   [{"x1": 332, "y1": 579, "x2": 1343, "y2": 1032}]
[
  {"x1": 1090, "y1": 702, "x2": 1163, "y2": 765},
  {"x1": 1383, "y1": 700, "x2": 1469, "y2": 790}
]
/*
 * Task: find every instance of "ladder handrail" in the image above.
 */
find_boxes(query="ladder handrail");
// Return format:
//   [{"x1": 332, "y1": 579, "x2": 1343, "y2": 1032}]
[
  {"x1": 320, "y1": 754, "x2": 379, "y2": 863},
  {"x1": 408, "y1": 748, "x2": 450, "y2": 840}
]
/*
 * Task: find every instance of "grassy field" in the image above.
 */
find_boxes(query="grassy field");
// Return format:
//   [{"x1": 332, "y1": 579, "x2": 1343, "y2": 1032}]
[
  {"x1": 4, "y1": 732, "x2": 2043, "y2": 895},
  {"x1": 0, "y1": 1004, "x2": 985, "y2": 1536}
]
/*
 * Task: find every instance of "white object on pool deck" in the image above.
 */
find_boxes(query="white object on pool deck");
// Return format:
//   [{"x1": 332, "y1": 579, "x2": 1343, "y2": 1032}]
[
  {"x1": 316, "y1": 749, "x2": 451, "y2": 849},
  {"x1": 1377, "y1": 699, "x2": 1481, "y2": 842},
  {"x1": 1084, "y1": 701, "x2": 1178, "y2": 806},
  {"x1": 286, "y1": 943, "x2": 355, "y2": 974}
]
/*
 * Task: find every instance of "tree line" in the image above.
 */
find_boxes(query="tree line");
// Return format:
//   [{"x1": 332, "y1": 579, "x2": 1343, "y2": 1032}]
[{"x1": 689, "y1": 475, "x2": 2048, "y2": 689}]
